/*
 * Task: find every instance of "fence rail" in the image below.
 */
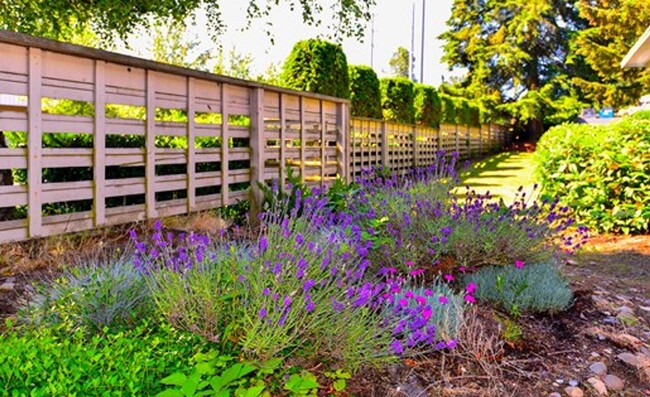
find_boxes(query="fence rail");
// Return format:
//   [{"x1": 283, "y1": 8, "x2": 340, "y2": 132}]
[{"x1": 0, "y1": 31, "x2": 511, "y2": 244}]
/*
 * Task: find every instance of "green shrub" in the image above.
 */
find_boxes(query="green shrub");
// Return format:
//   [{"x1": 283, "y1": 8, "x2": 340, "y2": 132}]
[
  {"x1": 535, "y1": 119, "x2": 650, "y2": 234},
  {"x1": 464, "y1": 262, "x2": 573, "y2": 315},
  {"x1": 281, "y1": 39, "x2": 350, "y2": 98},
  {"x1": 440, "y1": 93, "x2": 457, "y2": 124},
  {"x1": 627, "y1": 110, "x2": 650, "y2": 120},
  {"x1": 18, "y1": 254, "x2": 152, "y2": 333},
  {"x1": 414, "y1": 84, "x2": 442, "y2": 128},
  {"x1": 349, "y1": 65, "x2": 382, "y2": 118},
  {"x1": 0, "y1": 320, "x2": 204, "y2": 396},
  {"x1": 380, "y1": 77, "x2": 415, "y2": 124}
]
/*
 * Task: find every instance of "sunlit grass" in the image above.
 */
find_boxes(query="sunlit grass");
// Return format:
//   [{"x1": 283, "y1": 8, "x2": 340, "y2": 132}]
[{"x1": 457, "y1": 152, "x2": 539, "y2": 203}]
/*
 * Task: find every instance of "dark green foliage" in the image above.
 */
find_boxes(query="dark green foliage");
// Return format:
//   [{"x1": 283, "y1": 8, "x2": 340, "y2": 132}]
[
  {"x1": 0, "y1": 320, "x2": 203, "y2": 396},
  {"x1": 464, "y1": 262, "x2": 573, "y2": 315},
  {"x1": 414, "y1": 84, "x2": 442, "y2": 128},
  {"x1": 380, "y1": 77, "x2": 415, "y2": 124},
  {"x1": 535, "y1": 118, "x2": 650, "y2": 234},
  {"x1": 349, "y1": 65, "x2": 382, "y2": 118},
  {"x1": 281, "y1": 39, "x2": 350, "y2": 99},
  {"x1": 439, "y1": 94, "x2": 480, "y2": 126}
]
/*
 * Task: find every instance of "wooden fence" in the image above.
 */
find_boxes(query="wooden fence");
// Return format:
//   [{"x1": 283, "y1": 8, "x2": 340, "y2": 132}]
[{"x1": 0, "y1": 31, "x2": 510, "y2": 244}]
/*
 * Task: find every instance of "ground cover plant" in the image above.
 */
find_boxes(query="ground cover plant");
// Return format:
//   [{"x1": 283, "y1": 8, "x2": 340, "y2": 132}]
[
  {"x1": 535, "y1": 116, "x2": 650, "y2": 234},
  {"x1": 0, "y1": 150, "x2": 589, "y2": 395}
]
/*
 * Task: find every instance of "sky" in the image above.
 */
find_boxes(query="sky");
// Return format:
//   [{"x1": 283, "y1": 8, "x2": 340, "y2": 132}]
[{"x1": 119, "y1": 0, "x2": 463, "y2": 87}]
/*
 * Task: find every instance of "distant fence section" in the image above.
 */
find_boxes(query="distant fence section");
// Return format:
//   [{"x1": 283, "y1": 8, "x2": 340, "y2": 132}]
[{"x1": 0, "y1": 31, "x2": 511, "y2": 244}]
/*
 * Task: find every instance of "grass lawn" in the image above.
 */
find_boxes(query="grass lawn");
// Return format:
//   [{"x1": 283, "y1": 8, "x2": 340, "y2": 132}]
[{"x1": 457, "y1": 151, "x2": 539, "y2": 202}]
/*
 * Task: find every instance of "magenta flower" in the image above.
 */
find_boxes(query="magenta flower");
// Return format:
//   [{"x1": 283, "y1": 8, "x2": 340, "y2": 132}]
[
  {"x1": 409, "y1": 268, "x2": 425, "y2": 277},
  {"x1": 398, "y1": 298, "x2": 409, "y2": 307},
  {"x1": 514, "y1": 260, "x2": 525, "y2": 269},
  {"x1": 415, "y1": 296, "x2": 427, "y2": 305},
  {"x1": 405, "y1": 261, "x2": 414, "y2": 267},
  {"x1": 438, "y1": 295, "x2": 448, "y2": 305},
  {"x1": 466, "y1": 282, "x2": 477, "y2": 294},
  {"x1": 444, "y1": 274, "x2": 454, "y2": 282},
  {"x1": 464, "y1": 294, "x2": 476, "y2": 304},
  {"x1": 421, "y1": 307, "x2": 433, "y2": 320},
  {"x1": 424, "y1": 289, "x2": 433, "y2": 297}
]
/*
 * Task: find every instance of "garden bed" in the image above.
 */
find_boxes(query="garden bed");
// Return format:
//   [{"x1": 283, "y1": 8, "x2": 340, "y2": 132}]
[{"x1": 1, "y1": 153, "x2": 648, "y2": 397}]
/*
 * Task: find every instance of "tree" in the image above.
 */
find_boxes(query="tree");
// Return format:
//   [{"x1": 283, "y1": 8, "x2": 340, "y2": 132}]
[
  {"x1": 349, "y1": 65, "x2": 382, "y2": 118},
  {"x1": 389, "y1": 47, "x2": 410, "y2": 78},
  {"x1": 151, "y1": 20, "x2": 212, "y2": 71},
  {"x1": 281, "y1": 39, "x2": 350, "y2": 98},
  {"x1": 572, "y1": 0, "x2": 650, "y2": 108},
  {"x1": 440, "y1": 0, "x2": 588, "y2": 140},
  {"x1": 213, "y1": 48, "x2": 255, "y2": 80},
  {"x1": 0, "y1": 0, "x2": 376, "y2": 44}
]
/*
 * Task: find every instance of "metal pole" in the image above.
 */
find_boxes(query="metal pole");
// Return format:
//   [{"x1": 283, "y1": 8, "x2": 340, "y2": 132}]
[
  {"x1": 420, "y1": 0, "x2": 426, "y2": 83},
  {"x1": 410, "y1": 1, "x2": 416, "y2": 81},
  {"x1": 371, "y1": 14, "x2": 375, "y2": 68}
]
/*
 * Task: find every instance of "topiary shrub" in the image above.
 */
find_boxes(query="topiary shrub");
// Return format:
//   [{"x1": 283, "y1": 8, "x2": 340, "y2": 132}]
[
  {"x1": 414, "y1": 84, "x2": 442, "y2": 128},
  {"x1": 380, "y1": 77, "x2": 415, "y2": 124},
  {"x1": 440, "y1": 93, "x2": 457, "y2": 124},
  {"x1": 348, "y1": 65, "x2": 382, "y2": 118},
  {"x1": 281, "y1": 39, "x2": 350, "y2": 99}
]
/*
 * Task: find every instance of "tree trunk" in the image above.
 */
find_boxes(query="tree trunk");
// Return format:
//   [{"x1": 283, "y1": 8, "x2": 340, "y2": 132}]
[{"x1": 527, "y1": 118, "x2": 544, "y2": 142}]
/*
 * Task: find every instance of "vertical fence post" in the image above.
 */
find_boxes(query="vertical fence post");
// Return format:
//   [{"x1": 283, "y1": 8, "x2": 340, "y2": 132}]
[
  {"x1": 487, "y1": 123, "x2": 492, "y2": 152},
  {"x1": 437, "y1": 126, "x2": 442, "y2": 151},
  {"x1": 412, "y1": 125, "x2": 418, "y2": 168},
  {"x1": 299, "y1": 96, "x2": 306, "y2": 184},
  {"x1": 454, "y1": 124, "x2": 459, "y2": 155},
  {"x1": 93, "y1": 60, "x2": 106, "y2": 226},
  {"x1": 466, "y1": 125, "x2": 471, "y2": 159},
  {"x1": 145, "y1": 71, "x2": 157, "y2": 219},
  {"x1": 279, "y1": 93, "x2": 286, "y2": 187},
  {"x1": 186, "y1": 77, "x2": 196, "y2": 213},
  {"x1": 221, "y1": 84, "x2": 230, "y2": 207},
  {"x1": 249, "y1": 87, "x2": 265, "y2": 217},
  {"x1": 381, "y1": 121, "x2": 388, "y2": 169},
  {"x1": 336, "y1": 102, "x2": 349, "y2": 183},
  {"x1": 27, "y1": 48, "x2": 42, "y2": 238},
  {"x1": 478, "y1": 125, "x2": 483, "y2": 155},
  {"x1": 319, "y1": 100, "x2": 326, "y2": 188}
]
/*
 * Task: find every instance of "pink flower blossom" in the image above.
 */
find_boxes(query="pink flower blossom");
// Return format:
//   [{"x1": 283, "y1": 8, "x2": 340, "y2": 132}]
[
  {"x1": 405, "y1": 291, "x2": 415, "y2": 299},
  {"x1": 444, "y1": 274, "x2": 454, "y2": 282},
  {"x1": 424, "y1": 289, "x2": 433, "y2": 296},
  {"x1": 398, "y1": 298, "x2": 409, "y2": 307},
  {"x1": 464, "y1": 294, "x2": 476, "y2": 304},
  {"x1": 438, "y1": 295, "x2": 448, "y2": 305},
  {"x1": 405, "y1": 261, "x2": 414, "y2": 267},
  {"x1": 459, "y1": 266, "x2": 466, "y2": 273},
  {"x1": 514, "y1": 260, "x2": 525, "y2": 269},
  {"x1": 415, "y1": 296, "x2": 427, "y2": 305},
  {"x1": 409, "y1": 268, "x2": 425, "y2": 277},
  {"x1": 466, "y1": 282, "x2": 477, "y2": 294},
  {"x1": 421, "y1": 308, "x2": 433, "y2": 320}
]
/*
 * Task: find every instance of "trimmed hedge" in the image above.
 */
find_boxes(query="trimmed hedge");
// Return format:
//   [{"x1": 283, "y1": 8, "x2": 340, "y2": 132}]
[
  {"x1": 414, "y1": 84, "x2": 442, "y2": 128},
  {"x1": 535, "y1": 118, "x2": 650, "y2": 234},
  {"x1": 281, "y1": 39, "x2": 350, "y2": 99},
  {"x1": 439, "y1": 94, "x2": 480, "y2": 126},
  {"x1": 380, "y1": 77, "x2": 415, "y2": 124},
  {"x1": 349, "y1": 65, "x2": 382, "y2": 118}
]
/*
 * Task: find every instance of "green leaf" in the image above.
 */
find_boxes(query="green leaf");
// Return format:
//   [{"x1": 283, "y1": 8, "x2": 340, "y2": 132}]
[
  {"x1": 156, "y1": 390, "x2": 185, "y2": 397},
  {"x1": 160, "y1": 373, "x2": 188, "y2": 387}
]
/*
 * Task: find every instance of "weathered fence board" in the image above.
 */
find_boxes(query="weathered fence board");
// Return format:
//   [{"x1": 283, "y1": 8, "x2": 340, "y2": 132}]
[{"x1": 0, "y1": 31, "x2": 511, "y2": 244}]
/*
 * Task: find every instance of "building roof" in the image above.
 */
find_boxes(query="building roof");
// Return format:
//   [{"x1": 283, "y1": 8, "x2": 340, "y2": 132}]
[{"x1": 622, "y1": 26, "x2": 650, "y2": 68}]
